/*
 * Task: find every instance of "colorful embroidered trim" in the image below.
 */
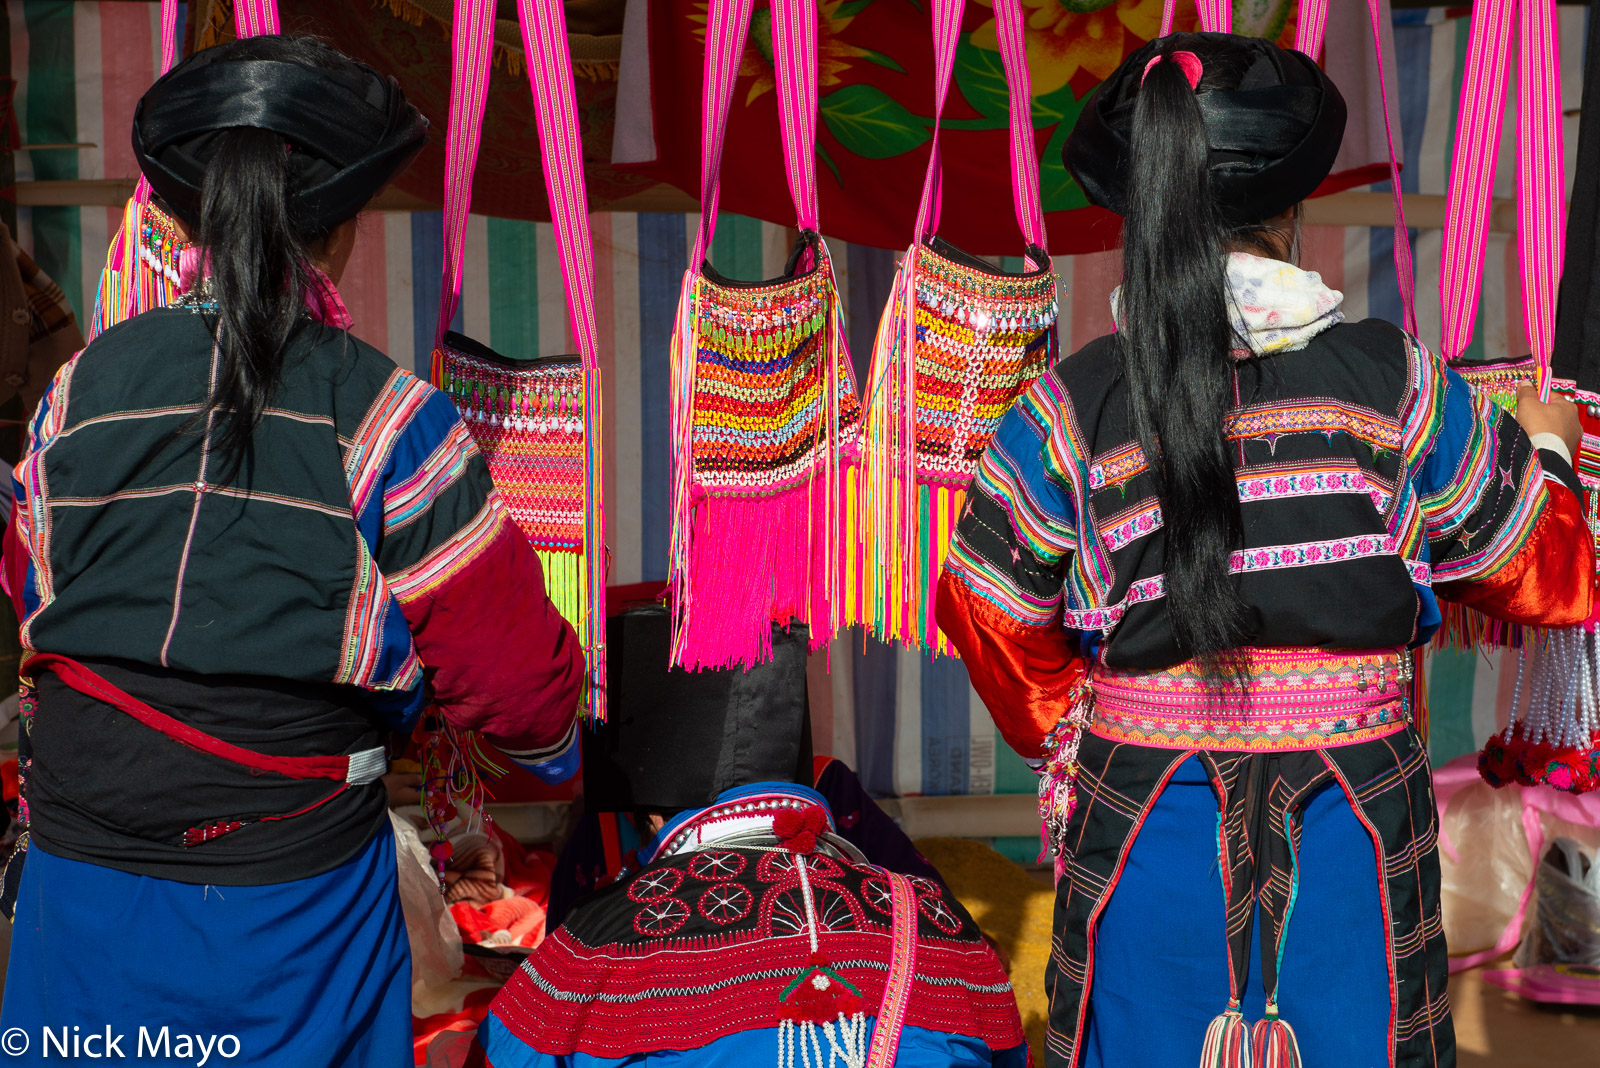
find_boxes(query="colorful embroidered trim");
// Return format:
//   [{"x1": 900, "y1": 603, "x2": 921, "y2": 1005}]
[{"x1": 1088, "y1": 647, "x2": 1413, "y2": 752}]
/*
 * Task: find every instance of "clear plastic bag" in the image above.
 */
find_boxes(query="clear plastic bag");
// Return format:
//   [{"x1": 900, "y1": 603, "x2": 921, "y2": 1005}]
[
  {"x1": 1514, "y1": 836, "x2": 1600, "y2": 968},
  {"x1": 390, "y1": 811, "x2": 465, "y2": 993},
  {"x1": 1439, "y1": 778, "x2": 1535, "y2": 956}
]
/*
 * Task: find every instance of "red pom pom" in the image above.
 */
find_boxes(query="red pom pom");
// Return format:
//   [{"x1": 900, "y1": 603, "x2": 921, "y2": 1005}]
[{"x1": 774, "y1": 805, "x2": 827, "y2": 854}]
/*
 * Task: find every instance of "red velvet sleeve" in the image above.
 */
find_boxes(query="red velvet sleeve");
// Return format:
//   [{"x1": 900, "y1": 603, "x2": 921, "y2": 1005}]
[
  {"x1": 936, "y1": 571, "x2": 1088, "y2": 761},
  {"x1": 1437, "y1": 481, "x2": 1596, "y2": 627},
  {"x1": 396, "y1": 514, "x2": 586, "y2": 755}
]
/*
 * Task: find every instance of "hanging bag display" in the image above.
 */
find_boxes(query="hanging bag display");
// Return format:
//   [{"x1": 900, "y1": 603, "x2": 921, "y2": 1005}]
[
  {"x1": 429, "y1": 0, "x2": 607, "y2": 715},
  {"x1": 1431, "y1": 0, "x2": 1600, "y2": 793},
  {"x1": 666, "y1": 0, "x2": 861, "y2": 672},
  {"x1": 851, "y1": 0, "x2": 1058, "y2": 656}
]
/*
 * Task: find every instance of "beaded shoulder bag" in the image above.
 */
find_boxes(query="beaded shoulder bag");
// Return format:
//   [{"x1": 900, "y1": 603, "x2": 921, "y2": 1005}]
[
  {"x1": 429, "y1": 0, "x2": 607, "y2": 715},
  {"x1": 1433, "y1": 0, "x2": 1600, "y2": 794},
  {"x1": 851, "y1": 0, "x2": 1058, "y2": 655},
  {"x1": 666, "y1": 0, "x2": 861, "y2": 672}
]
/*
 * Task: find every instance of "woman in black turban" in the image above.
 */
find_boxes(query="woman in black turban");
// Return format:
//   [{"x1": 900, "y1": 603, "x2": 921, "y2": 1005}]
[
  {"x1": 938, "y1": 32, "x2": 1590, "y2": 1068},
  {"x1": 0, "y1": 36, "x2": 587, "y2": 1065}
]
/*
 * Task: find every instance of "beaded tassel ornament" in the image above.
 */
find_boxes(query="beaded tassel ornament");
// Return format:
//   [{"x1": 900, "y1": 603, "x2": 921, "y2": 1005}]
[
  {"x1": 667, "y1": 237, "x2": 861, "y2": 670},
  {"x1": 87, "y1": 186, "x2": 194, "y2": 342},
  {"x1": 775, "y1": 819, "x2": 868, "y2": 1068},
  {"x1": 418, "y1": 709, "x2": 507, "y2": 881},
  {"x1": 435, "y1": 341, "x2": 590, "y2": 634},
  {"x1": 852, "y1": 244, "x2": 1056, "y2": 653},
  {"x1": 1036, "y1": 678, "x2": 1091, "y2": 877}
]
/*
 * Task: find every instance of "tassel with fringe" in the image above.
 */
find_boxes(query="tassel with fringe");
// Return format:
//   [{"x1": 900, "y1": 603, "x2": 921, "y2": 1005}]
[
  {"x1": 1199, "y1": 1004, "x2": 1253, "y2": 1068},
  {"x1": 87, "y1": 184, "x2": 192, "y2": 342},
  {"x1": 1250, "y1": 1006, "x2": 1303, "y2": 1068},
  {"x1": 1479, "y1": 624, "x2": 1600, "y2": 793}
]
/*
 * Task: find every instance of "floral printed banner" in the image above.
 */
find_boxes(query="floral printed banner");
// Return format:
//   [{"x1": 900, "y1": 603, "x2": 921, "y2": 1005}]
[{"x1": 629, "y1": 0, "x2": 1390, "y2": 255}]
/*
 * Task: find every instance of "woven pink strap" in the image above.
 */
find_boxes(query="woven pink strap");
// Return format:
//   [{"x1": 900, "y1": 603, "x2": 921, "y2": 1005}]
[
  {"x1": 1197, "y1": 0, "x2": 1231, "y2": 34},
  {"x1": 233, "y1": 0, "x2": 279, "y2": 37},
  {"x1": 517, "y1": 0, "x2": 608, "y2": 715},
  {"x1": 132, "y1": 0, "x2": 183, "y2": 207},
  {"x1": 863, "y1": 871, "x2": 919, "y2": 1068},
  {"x1": 1159, "y1": 0, "x2": 1176, "y2": 38},
  {"x1": 1365, "y1": 0, "x2": 1418, "y2": 337},
  {"x1": 913, "y1": 0, "x2": 1046, "y2": 255},
  {"x1": 1440, "y1": 0, "x2": 1565, "y2": 397},
  {"x1": 1295, "y1": 0, "x2": 1329, "y2": 59},
  {"x1": 772, "y1": 0, "x2": 820, "y2": 233},
  {"x1": 433, "y1": 0, "x2": 496, "y2": 350},
  {"x1": 690, "y1": 0, "x2": 756, "y2": 265},
  {"x1": 693, "y1": 0, "x2": 826, "y2": 264}
]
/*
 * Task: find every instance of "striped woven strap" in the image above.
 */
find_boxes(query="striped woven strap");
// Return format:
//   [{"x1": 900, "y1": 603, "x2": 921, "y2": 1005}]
[
  {"x1": 516, "y1": 0, "x2": 608, "y2": 716},
  {"x1": 433, "y1": 0, "x2": 496, "y2": 350},
  {"x1": 1440, "y1": 0, "x2": 1565, "y2": 397},
  {"x1": 1365, "y1": 0, "x2": 1418, "y2": 337},
  {"x1": 1197, "y1": 0, "x2": 1231, "y2": 33},
  {"x1": 693, "y1": 0, "x2": 826, "y2": 265},
  {"x1": 1160, "y1": 0, "x2": 1175, "y2": 38},
  {"x1": 233, "y1": 0, "x2": 279, "y2": 37},
  {"x1": 912, "y1": 0, "x2": 1046, "y2": 256},
  {"x1": 863, "y1": 871, "x2": 919, "y2": 1068},
  {"x1": 1295, "y1": 0, "x2": 1329, "y2": 59},
  {"x1": 130, "y1": 0, "x2": 183, "y2": 210}
]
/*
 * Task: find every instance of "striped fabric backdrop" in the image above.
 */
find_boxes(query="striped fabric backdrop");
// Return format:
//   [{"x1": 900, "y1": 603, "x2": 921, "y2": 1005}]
[{"x1": 4, "y1": 5, "x2": 1590, "y2": 835}]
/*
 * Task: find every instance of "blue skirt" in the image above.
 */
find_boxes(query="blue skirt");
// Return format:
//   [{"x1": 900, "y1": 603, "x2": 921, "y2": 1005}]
[{"x1": 1, "y1": 829, "x2": 411, "y2": 1067}]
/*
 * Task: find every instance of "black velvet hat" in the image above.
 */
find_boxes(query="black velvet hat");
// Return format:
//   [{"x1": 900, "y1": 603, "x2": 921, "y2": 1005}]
[
  {"x1": 581, "y1": 605, "x2": 813, "y2": 813},
  {"x1": 133, "y1": 37, "x2": 428, "y2": 234},
  {"x1": 1064, "y1": 32, "x2": 1346, "y2": 226}
]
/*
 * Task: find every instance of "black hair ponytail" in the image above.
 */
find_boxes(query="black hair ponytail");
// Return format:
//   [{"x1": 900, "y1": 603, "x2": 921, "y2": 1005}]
[
  {"x1": 195, "y1": 123, "x2": 313, "y2": 470},
  {"x1": 1116, "y1": 50, "x2": 1251, "y2": 666}
]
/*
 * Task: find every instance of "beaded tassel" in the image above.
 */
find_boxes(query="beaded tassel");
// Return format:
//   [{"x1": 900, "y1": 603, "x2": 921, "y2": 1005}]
[
  {"x1": 1250, "y1": 1007, "x2": 1302, "y2": 1068},
  {"x1": 667, "y1": 237, "x2": 861, "y2": 671},
  {"x1": 88, "y1": 183, "x2": 191, "y2": 341},
  {"x1": 419, "y1": 711, "x2": 507, "y2": 883},
  {"x1": 774, "y1": 852, "x2": 868, "y2": 1068},
  {"x1": 852, "y1": 243, "x2": 1057, "y2": 653},
  {"x1": 1479, "y1": 625, "x2": 1600, "y2": 793},
  {"x1": 1037, "y1": 678, "x2": 1092, "y2": 875},
  {"x1": 1199, "y1": 1004, "x2": 1253, "y2": 1068}
]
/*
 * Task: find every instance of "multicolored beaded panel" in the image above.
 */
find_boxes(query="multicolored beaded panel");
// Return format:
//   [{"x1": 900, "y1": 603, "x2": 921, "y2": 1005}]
[
  {"x1": 88, "y1": 194, "x2": 191, "y2": 341},
  {"x1": 435, "y1": 333, "x2": 589, "y2": 638},
  {"x1": 687, "y1": 246, "x2": 862, "y2": 495},
  {"x1": 668, "y1": 236, "x2": 861, "y2": 671},
  {"x1": 907, "y1": 242, "x2": 1057, "y2": 486},
  {"x1": 1088, "y1": 647, "x2": 1414, "y2": 751},
  {"x1": 851, "y1": 238, "x2": 1057, "y2": 653}
]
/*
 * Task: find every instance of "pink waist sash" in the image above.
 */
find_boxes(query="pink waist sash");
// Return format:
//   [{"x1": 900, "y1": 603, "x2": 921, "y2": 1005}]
[{"x1": 1089, "y1": 647, "x2": 1413, "y2": 752}]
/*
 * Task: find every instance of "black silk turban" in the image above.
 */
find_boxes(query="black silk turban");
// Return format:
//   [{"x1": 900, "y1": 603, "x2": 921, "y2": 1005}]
[
  {"x1": 1065, "y1": 32, "x2": 1347, "y2": 226},
  {"x1": 133, "y1": 43, "x2": 428, "y2": 234}
]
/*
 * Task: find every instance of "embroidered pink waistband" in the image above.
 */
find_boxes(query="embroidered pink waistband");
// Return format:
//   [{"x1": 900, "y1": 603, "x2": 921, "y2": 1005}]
[{"x1": 1089, "y1": 646, "x2": 1412, "y2": 752}]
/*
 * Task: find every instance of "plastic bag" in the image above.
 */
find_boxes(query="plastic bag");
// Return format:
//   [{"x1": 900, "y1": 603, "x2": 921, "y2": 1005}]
[
  {"x1": 1439, "y1": 776, "x2": 1535, "y2": 955},
  {"x1": 391, "y1": 811, "x2": 465, "y2": 993},
  {"x1": 1515, "y1": 837, "x2": 1600, "y2": 968}
]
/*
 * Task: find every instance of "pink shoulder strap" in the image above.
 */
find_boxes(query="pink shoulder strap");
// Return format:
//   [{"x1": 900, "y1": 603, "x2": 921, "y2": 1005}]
[
  {"x1": 1197, "y1": 0, "x2": 1231, "y2": 33},
  {"x1": 692, "y1": 0, "x2": 828, "y2": 267},
  {"x1": 233, "y1": 0, "x2": 279, "y2": 37},
  {"x1": 433, "y1": 0, "x2": 497, "y2": 351},
  {"x1": 1365, "y1": 0, "x2": 1418, "y2": 338},
  {"x1": 1295, "y1": 0, "x2": 1329, "y2": 58},
  {"x1": 862, "y1": 871, "x2": 919, "y2": 1068},
  {"x1": 1440, "y1": 0, "x2": 1564, "y2": 397},
  {"x1": 911, "y1": 0, "x2": 1046, "y2": 256},
  {"x1": 516, "y1": 0, "x2": 608, "y2": 716}
]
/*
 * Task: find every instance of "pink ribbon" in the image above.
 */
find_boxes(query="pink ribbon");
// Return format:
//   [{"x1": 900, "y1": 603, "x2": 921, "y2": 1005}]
[{"x1": 1141, "y1": 51, "x2": 1203, "y2": 90}]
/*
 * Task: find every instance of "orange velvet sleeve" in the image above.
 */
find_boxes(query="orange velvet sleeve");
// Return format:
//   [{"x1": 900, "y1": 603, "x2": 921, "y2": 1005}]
[
  {"x1": 935, "y1": 570, "x2": 1088, "y2": 761},
  {"x1": 1437, "y1": 481, "x2": 1596, "y2": 627}
]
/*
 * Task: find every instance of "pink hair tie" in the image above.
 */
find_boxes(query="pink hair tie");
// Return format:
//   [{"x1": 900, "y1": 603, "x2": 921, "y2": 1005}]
[{"x1": 1141, "y1": 50, "x2": 1203, "y2": 90}]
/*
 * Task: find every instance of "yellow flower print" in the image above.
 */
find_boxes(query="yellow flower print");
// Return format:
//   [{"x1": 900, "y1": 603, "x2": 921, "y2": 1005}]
[
  {"x1": 691, "y1": 0, "x2": 872, "y2": 106},
  {"x1": 970, "y1": 0, "x2": 1170, "y2": 97}
]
